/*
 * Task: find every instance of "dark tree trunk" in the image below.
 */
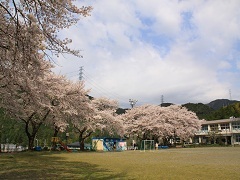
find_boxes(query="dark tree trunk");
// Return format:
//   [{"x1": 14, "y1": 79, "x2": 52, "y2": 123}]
[
  {"x1": 25, "y1": 122, "x2": 39, "y2": 150},
  {"x1": 28, "y1": 136, "x2": 35, "y2": 150},
  {"x1": 53, "y1": 126, "x2": 59, "y2": 137},
  {"x1": 79, "y1": 137, "x2": 85, "y2": 151},
  {"x1": 162, "y1": 137, "x2": 168, "y2": 146},
  {"x1": 23, "y1": 110, "x2": 50, "y2": 150},
  {"x1": 24, "y1": 113, "x2": 37, "y2": 150},
  {"x1": 153, "y1": 135, "x2": 159, "y2": 143},
  {"x1": 77, "y1": 126, "x2": 93, "y2": 151},
  {"x1": 143, "y1": 133, "x2": 148, "y2": 140}
]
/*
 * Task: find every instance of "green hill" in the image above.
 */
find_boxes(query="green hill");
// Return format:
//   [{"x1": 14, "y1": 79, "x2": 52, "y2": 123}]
[
  {"x1": 182, "y1": 103, "x2": 214, "y2": 120},
  {"x1": 182, "y1": 102, "x2": 240, "y2": 120},
  {"x1": 162, "y1": 99, "x2": 240, "y2": 120},
  {"x1": 160, "y1": 103, "x2": 174, "y2": 107},
  {"x1": 207, "y1": 99, "x2": 239, "y2": 110},
  {"x1": 205, "y1": 102, "x2": 240, "y2": 120}
]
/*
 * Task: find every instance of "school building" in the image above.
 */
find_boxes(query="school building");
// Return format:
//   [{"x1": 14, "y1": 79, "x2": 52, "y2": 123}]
[{"x1": 194, "y1": 117, "x2": 240, "y2": 145}]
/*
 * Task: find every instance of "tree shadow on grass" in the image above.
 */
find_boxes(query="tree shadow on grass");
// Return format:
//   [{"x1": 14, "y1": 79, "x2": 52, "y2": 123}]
[{"x1": 0, "y1": 152, "x2": 130, "y2": 180}]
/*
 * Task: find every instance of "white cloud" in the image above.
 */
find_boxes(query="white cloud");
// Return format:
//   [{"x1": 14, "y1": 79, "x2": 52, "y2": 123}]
[
  {"x1": 53, "y1": 0, "x2": 240, "y2": 108},
  {"x1": 134, "y1": 0, "x2": 182, "y2": 36}
]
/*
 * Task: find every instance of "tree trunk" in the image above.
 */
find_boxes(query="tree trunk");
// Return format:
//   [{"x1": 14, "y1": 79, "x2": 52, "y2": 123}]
[
  {"x1": 26, "y1": 123, "x2": 39, "y2": 151},
  {"x1": 24, "y1": 113, "x2": 36, "y2": 150},
  {"x1": 51, "y1": 127, "x2": 59, "y2": 151},
  {"x1": 28, "y1": 136, "x2": 35, "y2": 150},
  {"x1": 53, "y1": 127, "x2": 59, "y2": 137},
  {"x1": 77, "y1": 127, "x2": 93, "y2": 151},
  {"x1": 163, "y1": 137, "x2": 168, "y2": 146},
  {"x1": 79, "y1": 137, "x2": 85, "y2": 151},
  {"x1": 24, "y1": 110, "x2": 50, "y2": 150},
  {"x1": 143, "y1": 133, "x2": 147, "y2": 140}
]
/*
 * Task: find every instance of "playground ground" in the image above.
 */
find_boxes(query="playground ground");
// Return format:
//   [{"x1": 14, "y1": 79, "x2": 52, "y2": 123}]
[{"x1": 0, "y1": 147, "x2": 240, "y2": 179}]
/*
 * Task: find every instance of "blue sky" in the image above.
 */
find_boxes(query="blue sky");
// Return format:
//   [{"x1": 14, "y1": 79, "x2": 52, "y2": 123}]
[{"x1": 53, "y1": 0, "x2": 240, "y2": 108}]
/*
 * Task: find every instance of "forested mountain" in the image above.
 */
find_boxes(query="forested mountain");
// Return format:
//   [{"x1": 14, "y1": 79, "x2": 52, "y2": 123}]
[
  {"x1": 205, "y1": 102, "x2": 240, "y2": 120},
  {"x1": 207, "y1": 99, "x2": 239, "y2": 110},
  {"x1": 182, "y1": 101, "x2": 240, "y2": 120},
  {"x1": 160, "y1": 99, "x2": 240, "y2": 120},
  {"x1": 160, "y1": 103, "x2": 174, "y2": 107},
  {"x1": 103, "y1": 99, "x2": 240, "y2": 118},
  {"x1": 182, "y1": 103, "x2": 214, "y2": 120}
]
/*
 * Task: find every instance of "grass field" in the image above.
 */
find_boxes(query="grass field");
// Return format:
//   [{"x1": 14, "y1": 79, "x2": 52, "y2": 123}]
[{"x1": 0, "y1": 147, "x2": 240, "y2": 179}]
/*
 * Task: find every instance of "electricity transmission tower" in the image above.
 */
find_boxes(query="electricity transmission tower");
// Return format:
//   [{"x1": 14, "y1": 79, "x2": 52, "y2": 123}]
[
  {"x1": 79, "y1": 66, "x2": 83, "y2": 81},
  {"x1": 161, "y1": 95, "x2": 164, "y2": 105},
  {"x1": 129, "y1": 99, "x2": 137, "y2": 108}
]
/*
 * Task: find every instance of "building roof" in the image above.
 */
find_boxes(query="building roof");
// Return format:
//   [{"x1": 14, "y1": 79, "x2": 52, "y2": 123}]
[
  {"x1": 67, "y1": 142, "x2": 91, "y2": 148},
  {"x1": 92, "y1": 137, "x2": 126, "y2": 141},
  {"x1": 201, "y1": 118, "x2": 240, "y2": 125}
]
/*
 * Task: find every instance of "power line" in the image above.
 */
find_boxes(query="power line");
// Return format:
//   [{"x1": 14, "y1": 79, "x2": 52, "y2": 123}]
[
  {"x1": 82, "y1": 70, "x2": 121, "y2": 98},
  {"x1": 63, "y1": 67, "x2": 149, "y2": 107},
  {"x1": 82, "y1": 70, "x2": 129, "y2": 104},
  {"x1": 83, "y1": 75, "x2": 113, "y2": 97},
  {"x1": 64, "y1": 70, "x2": 79, "y2": 75}
]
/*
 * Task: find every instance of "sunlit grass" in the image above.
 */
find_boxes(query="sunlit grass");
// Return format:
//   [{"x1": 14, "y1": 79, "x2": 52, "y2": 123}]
[{"x1": 1, "y1": 147, "x2": 240, "y2": 179}]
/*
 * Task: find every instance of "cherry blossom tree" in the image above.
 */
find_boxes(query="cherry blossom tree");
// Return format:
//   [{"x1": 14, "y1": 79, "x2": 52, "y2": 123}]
[
  {"x1": 0, "y1": 0, "x2": 92, "y2": 150},
  {"x1": 0, "y1": 0, "x2": 91, "y2": 93},
  {"x1": 120, "y1": 104, "x2": 201, "y2": 145},
  {"x1": 0, "y1": 59, "x2": 54, "y2": 149},
  {"x1": 120, "y1": 105, "x2": 165, "y2": 140},
  {"x1": 166, "y1": 105, "x2": 202, "y2": 142},
  {"x1": 0, "y1": 0, "x2": 92, "y2": 59},
  {"x1": 0, "y1": 0, "x2": 92, "y2": 107},
  {"x1": 92, "y1": 97, "x2": 124, "y2": 136},
  {"x1": 0, "y1": 0, "x2": 92, "y2": 94},
  {"x1": 0, "y1": 53, "x2": 91, "y2": 150},
  {"x1": 72, "y1": 97, "x2": 124, "y2": 151},
  {"x1": 49, "y1": 79, "x2": 92, "y2": 150}
]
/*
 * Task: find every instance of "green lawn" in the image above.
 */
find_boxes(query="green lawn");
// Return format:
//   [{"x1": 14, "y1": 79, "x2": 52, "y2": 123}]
[{"x1": 0, "y1": 147, "x2": 240, "y2": 179}]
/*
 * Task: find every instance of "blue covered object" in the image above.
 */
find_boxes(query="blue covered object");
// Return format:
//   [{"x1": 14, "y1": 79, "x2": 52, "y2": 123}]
[
  {"x1": 159, "y1": 146, "x2": 169, "y2": 149},
  {"x1": 35, "y1": 146, "x2": 42, "y2": 151}
]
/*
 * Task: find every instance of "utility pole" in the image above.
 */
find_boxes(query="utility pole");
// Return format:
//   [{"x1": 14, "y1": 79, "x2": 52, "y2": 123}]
[
  {"x1": 79, "y1": 66, "x2": 83, "y2": 81},
  {"x1": 161, "y1": 95, "x2": 164, "y2": 106},
  {"x1": 129, "y1": 99, "x2": 137, "y2": 108}
]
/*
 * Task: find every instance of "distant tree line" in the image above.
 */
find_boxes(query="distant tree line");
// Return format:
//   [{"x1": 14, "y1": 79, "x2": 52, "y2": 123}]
[
  {"x1": 182, "y1": 102, "x2": 240, "y2": 120},
  {"x1": 117, "y1": 100, "x2": 240, "y2": 121}
]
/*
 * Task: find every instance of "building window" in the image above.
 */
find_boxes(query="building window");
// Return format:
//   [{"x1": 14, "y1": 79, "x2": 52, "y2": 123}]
[
  {"x1": 201, "y1": 125, "x2": 208, "y2": 132},
  {"x1": 220, "y1": 123, "x2": 230, "y2": 131},
  {"x1": 210, "y1": 124, "x2": 218, "y2": 131},
  {"x1": 232, "y1": 122, "x2": 240, "y2": 130},
  {"x1": 235, "y1": 135, "x2": 240, "y2": 143}
]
